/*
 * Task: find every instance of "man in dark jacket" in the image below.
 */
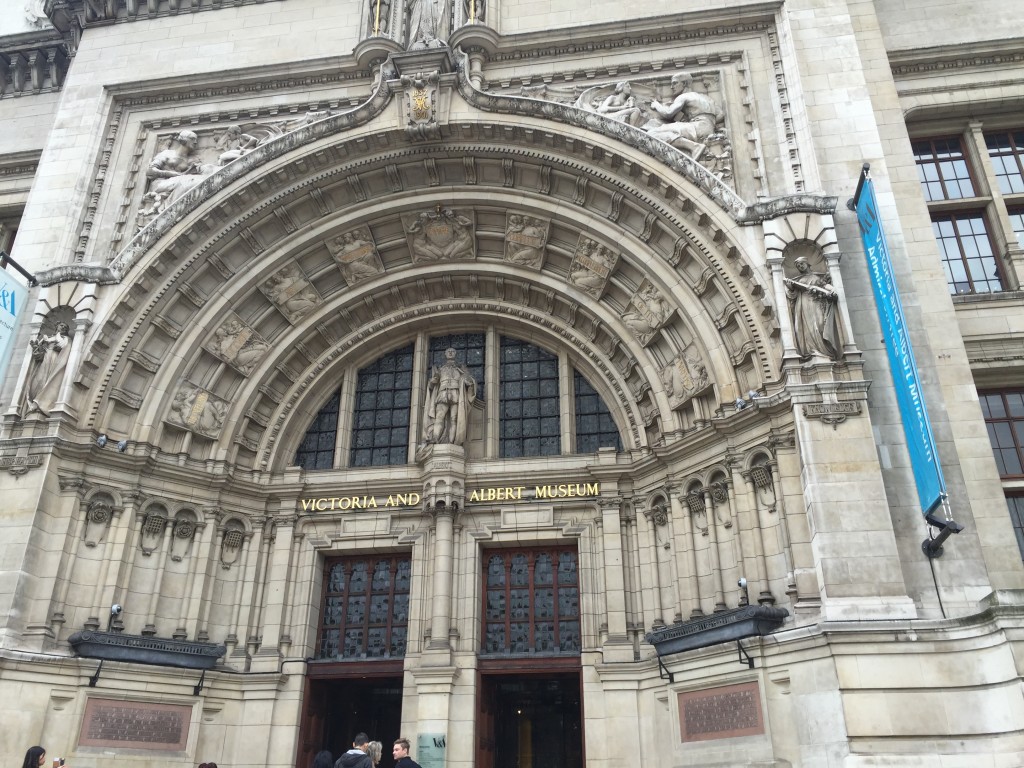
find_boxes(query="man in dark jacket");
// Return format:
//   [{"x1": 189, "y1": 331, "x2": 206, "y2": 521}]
[
  {"x1": 335, "y1": 733, "x2": 373, "y2": 768},
  {"x1": 392, "y1": 738, "x2": 422, "y2": 768}
]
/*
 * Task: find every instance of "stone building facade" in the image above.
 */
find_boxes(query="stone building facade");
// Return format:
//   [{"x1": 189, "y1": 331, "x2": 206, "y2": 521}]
[{"x1": 1, "y1": 0, "x2": 1023, "y2": 766}]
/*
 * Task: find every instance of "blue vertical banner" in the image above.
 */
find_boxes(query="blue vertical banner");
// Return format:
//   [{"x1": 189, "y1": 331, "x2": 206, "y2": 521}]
[
  {"x1": 0, "y1": 268, "x2": 29, "y2": 389},
  {"x1": 853, "y1": 166, "x2": 946, "y2": 514}
]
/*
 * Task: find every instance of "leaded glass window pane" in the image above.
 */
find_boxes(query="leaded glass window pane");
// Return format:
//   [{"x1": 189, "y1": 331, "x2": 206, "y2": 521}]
[
  {"x1": 931, "y1": 213, "x2": 1001, "y2": 294},
  {"x1": 429, "y1": 333, "x2": 486, "y2": 400},
  {"x1": 350, "y1": 344, "x2": 413, "y2": 467},
  {"x1": 985, "y1": 130, "x2": 1024, "y2": 195},
  {"x1": 912, "y1": 137, "x2": 976, "y2": 201},
  {"x1": 980, "y1": 390, "x2": 1024, "y2": 479},
  {"x1": 317, "y1": 555, "x2": 411, "y2": 660},
  {"x1": 481, "y1": 547, "x2": 581, "y2": 657},
  {"x1": 573, "y1": 370, "x2": 622, "y2": 453},
  {"x1": 1008, "y1": 495, "x2": 1024, "y2": 562},
  {"x1": 500, "y1": 337, "x2": 560, "y2": 458},
  {"x1": 1009, "y1": 208, "x2": 1024, "y2": 250},
  {"x1": 295, "y1": 388, "x2": 340, "y2": 470}
]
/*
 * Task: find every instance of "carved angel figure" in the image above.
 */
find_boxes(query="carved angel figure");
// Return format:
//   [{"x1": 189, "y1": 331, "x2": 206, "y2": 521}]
[
  {"x1": 622, "y1": 282, "x2": 671, "y2": 345},
  {"x1": 328, "y1": 229, "x2": 385, "y2": 284},
  {"x1": 406, "y1": 208, "x2": 475, "y2": 262},
  {"x1": 261, "y1": 266, "x2": 321, "y2": 322},
  {"x1": 569, "y1": 239, "x2": 617, "y2": 298},
  {"x1": 504, "y1": 214, "x2": 549, "y2": 269}
]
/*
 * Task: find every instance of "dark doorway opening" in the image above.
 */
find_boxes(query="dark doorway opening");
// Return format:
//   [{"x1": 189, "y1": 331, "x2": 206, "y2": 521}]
[
  {"x1": 476, "y1": 670, "x2": 583, "y2": 768},
  {"x1": 298, "y1": 674, "x2": 403, "y2": 768}
]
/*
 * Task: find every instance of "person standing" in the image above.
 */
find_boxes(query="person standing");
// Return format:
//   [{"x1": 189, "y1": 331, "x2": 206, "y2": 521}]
[
  {"x1": 335, "y1": 734, "x2": 373, "y2": 768},
  {"x1": 392, "y1": 738, "x2": 422, "y2": 768}
]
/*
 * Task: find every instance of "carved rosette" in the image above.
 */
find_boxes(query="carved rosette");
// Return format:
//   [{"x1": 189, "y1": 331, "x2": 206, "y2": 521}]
[
  {"x1": 326, "y1": 225, "x2": 385, "y2": 285},
  {"x1": 84, "y1": 499, "x2": 114, "y2": 547}
]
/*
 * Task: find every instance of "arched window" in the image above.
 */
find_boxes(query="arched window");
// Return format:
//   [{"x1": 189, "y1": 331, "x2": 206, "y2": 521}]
[{"x1": 294, "y1": 333, "x2": 622, "y2": 469}]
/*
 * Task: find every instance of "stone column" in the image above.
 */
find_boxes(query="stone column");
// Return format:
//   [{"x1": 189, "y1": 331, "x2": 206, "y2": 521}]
[
  {"x1": 427, "y1": 502, "x2": 455, "y2": 653},
  {"x1": 142, "y1": 517, "x2": 174, "y2": 635},
  {"x1": 252, "y1": 515, "x2": 297, "y2": 671},
  {"x1": 702, "y1": 486, "x2": 726, "y2": 611},
  {"x1": 598, "y1": 496, "x2": 632, "y2": 661}
]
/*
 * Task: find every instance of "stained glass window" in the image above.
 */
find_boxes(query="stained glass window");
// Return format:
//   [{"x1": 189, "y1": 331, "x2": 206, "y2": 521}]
[
  {"x1": 482, "y1": 547, "x2": 580, "y2": 656},
  {"x1": 574, "y1": 371, "x2": 622, "y2": 452},
  {"x1": 294, "y1": 388, "x2": 340, "y2": 470},
  {"x1": 318, "y1": 555, "x2": 411, "y2": 660},
  {"x1": 350, "y1": 344, "x2": 414, "y2": 467},
  {"x1": 500, "y1": 337, "x2": 560, "y2": 458}
]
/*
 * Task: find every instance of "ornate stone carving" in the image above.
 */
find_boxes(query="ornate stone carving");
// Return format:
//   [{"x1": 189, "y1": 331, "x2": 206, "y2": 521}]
[
  {"x1": 568, "y1": 236, "x2": 618, "y2": 299},
  {"x1": 405, "y1": 0, "x2": 448, "y2": 49},
  {"x1": 170, "y1": 516, "x2": 197, "y2": 562},
  {"x1": 140, "y1": 512, "x2": 167, "y2": 556},
  {"x1": 404, "y1": 206, "x2": 476, "y2": 262},
  {"x1": 423, "y1": 347, "x2": 477, "y2": 446},
  {"x1": 785, "y1": 254, "x2": 842, "y2": 361},
  {"x1": 461, "y1": 0, "x2": 485, "y2": 25},
  {"x1": 220, "y1": 526, "x2": 245, "y2": 570},
  {"x1": 83, "y1": 500, "x2": 113, "y2": 548},
  {"x1": 401, "y1": 71, "x2": 441, "y2": 140},
  {"x1": 204, "y1": 314, "x2": 270, "y2": 376},
  {"x1": 643, "y1": 72, "x2": 725, "y2": 156},
  {"x1": 660, "y1": 348, "x2": 710, "y2": 409},
  {"x1": 21, "y1": 315, "x2": 73, "y2": 416},
  {"x1": 504, "y1": 213, "x2": 550, "y2": 269},
  {"x1": 326, "y1": 226, "x2": 385, "y2": 285},
  {"x1": 166, "y1": 383, "x2": 229, "y2": 439},
  {"x1": 803, "y1": 401, "x2": 862, "y2": 429},
  {"x1": 259, "y1": 264, "x2": 322, "y2": 323},
  {"x1": 366, "y1": 0, "x2": 392, "y2": 36},
  {"x1": 622, "y1": 279, "x2": 671, "y2": 346},
  {"x1": 574, "y1": 80, "x2": 652, "y2": 127}
]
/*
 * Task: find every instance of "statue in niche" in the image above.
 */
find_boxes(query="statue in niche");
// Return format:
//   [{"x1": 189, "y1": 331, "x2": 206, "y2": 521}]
[
  {"x1": 622, "y1": 280, "x2": 671, "y2": 346},
  {"x1": 643, "y1": 72, "x2": 725, "y2": 156},
  {"x1": 405, "y1": 0, "x2": 448, "y2": 49},
  {"x1": 367, "y1": 0, "x2": 392, "y2": 35},
  {"x1": 22, "y1": 321, "x2": 72, "y2": 415},
  {"x1": 168, "y1": 383, "x2": 228, "y2": 438},
  {"x1": 423, "y1": 347, "x2": 477, "y2": 446},
  {"x1": 327, "y1": 227, "x2": 385, "y2": 285},
  {"x1": 463, "y1": 0, "x2": 484, "y2": 24},
  {"x1": 785, "y1": 256, "x2": 841, "y2": 361},
  {"x1": 568, "y1": 237, "x2": 617, "y2": 298},
  {"x1": 661, "y1": 349, "x2": 710, "y2": 409},
  {"x1": 405, "y1": 207, "x2": 475, "y2": 262},
  {"x1": 205, "y1": 315, "x2": 270, "y2": 375},
  {"x1": 261, "y1": 265, "x2": 322, "y2": 322},
  {"x1": 504, "y1": 214, "x2": 549, "y2": 269},
  {"x1": 145, "y1": 130, "x2": 217, "y2": 209}
]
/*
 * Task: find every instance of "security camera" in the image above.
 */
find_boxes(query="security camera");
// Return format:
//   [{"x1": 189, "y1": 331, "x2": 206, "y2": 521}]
[
  {"x1": 110, "y1": 604, "x2": 123, "y2": 616},
  {"x1": 737, "y1": 577, "x2": 747, "y2": 589}
]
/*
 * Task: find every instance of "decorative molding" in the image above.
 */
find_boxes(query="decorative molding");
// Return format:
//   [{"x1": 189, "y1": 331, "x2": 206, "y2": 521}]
[{"x1": 802, "y1": 401, "x2": 861, "y2": 430}]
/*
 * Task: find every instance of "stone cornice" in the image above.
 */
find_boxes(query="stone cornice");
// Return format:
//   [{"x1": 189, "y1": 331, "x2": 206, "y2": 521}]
[
  {"x1": 45, "y1": 0, "x2": 282, "y2": 28},
  {"x1": 889, "y1": 37, "x2": 1024, "y2": 78}
]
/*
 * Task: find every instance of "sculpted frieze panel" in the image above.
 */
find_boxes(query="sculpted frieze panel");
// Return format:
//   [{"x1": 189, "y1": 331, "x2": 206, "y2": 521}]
[
  {"x1": 259, "y1": 264, "x2": 322, "y2": 323},
  {"x1": 622, "y1": 279, "x2": 672, "y2": 346},
  {"x1": 326, "y1": 226, "x2": 385, "y2": 285},
  {"x1": 504, "y1": 213, "x2": 549, "y2": 269},
  {"x1": 660, "y1": 347, "x2": 711, "y2": 410},
  {"x1": 568, "y1": 236, "x2": 618, "y2": 299},
  {"x1": 167, "y1": 382, "x2": 229, "y2": 439},
  {"x1": 204, "y1": 314, "x2": 270, "y2": 376},
  {"x1": 403, "y1": 206, "x2": 476, "y2": 262}
]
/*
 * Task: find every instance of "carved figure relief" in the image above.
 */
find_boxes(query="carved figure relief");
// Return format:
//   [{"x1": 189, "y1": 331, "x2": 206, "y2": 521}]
[
  {"x1": 167, "y1": 383, "x2": 229, "y2": 439},
  {"x1": 575, "y1": 80, "x2": 652, "y2": 127},
  {"x1": 504, "y1": 214, "x2": 550, "y2": 269},
  {"x1": 568, "y1": 236, "x2": 618, "y2": 299},
  {"x1": 21, "y1": 318, "x2": 72, "y2": 416},
  {"x1": 404, "y1": 207, "x2": 476, "y2": 262},
  {"x1": 137, "y1": 114, "x2": 335, "y2": 232},
  {"x1": 327, "y1": 226, "x2": 385, "y2": 285},
  {"x1": 204, "y1": 315, "x2": 270, "y2": 375},
  {"x1": 260, "y1": 265, "x2": 322, "y2": 323},
  {"x1": 622, "y1": 279, "x2": 672, "y2": 346},
  {"x1": 422, "y1": 347, "x2": 477, "y2": 446},
  {"x1": 462, "y1": 0, "x2": 484, "y2": 24},
  {"x1": 643, "y1": 72, "x2": 725, "y2": 155},
  {"x1": 661, "y1": 348, "x2": 711, "y2": 409},
  {"x1": 785, "y1": 255, "x2": 841, "y2": 361}
]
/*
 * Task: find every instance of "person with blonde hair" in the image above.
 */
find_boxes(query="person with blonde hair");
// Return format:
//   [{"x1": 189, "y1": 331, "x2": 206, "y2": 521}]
[{"x1": 364, "y1": 742, "x2": 382, "y2": 766}]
